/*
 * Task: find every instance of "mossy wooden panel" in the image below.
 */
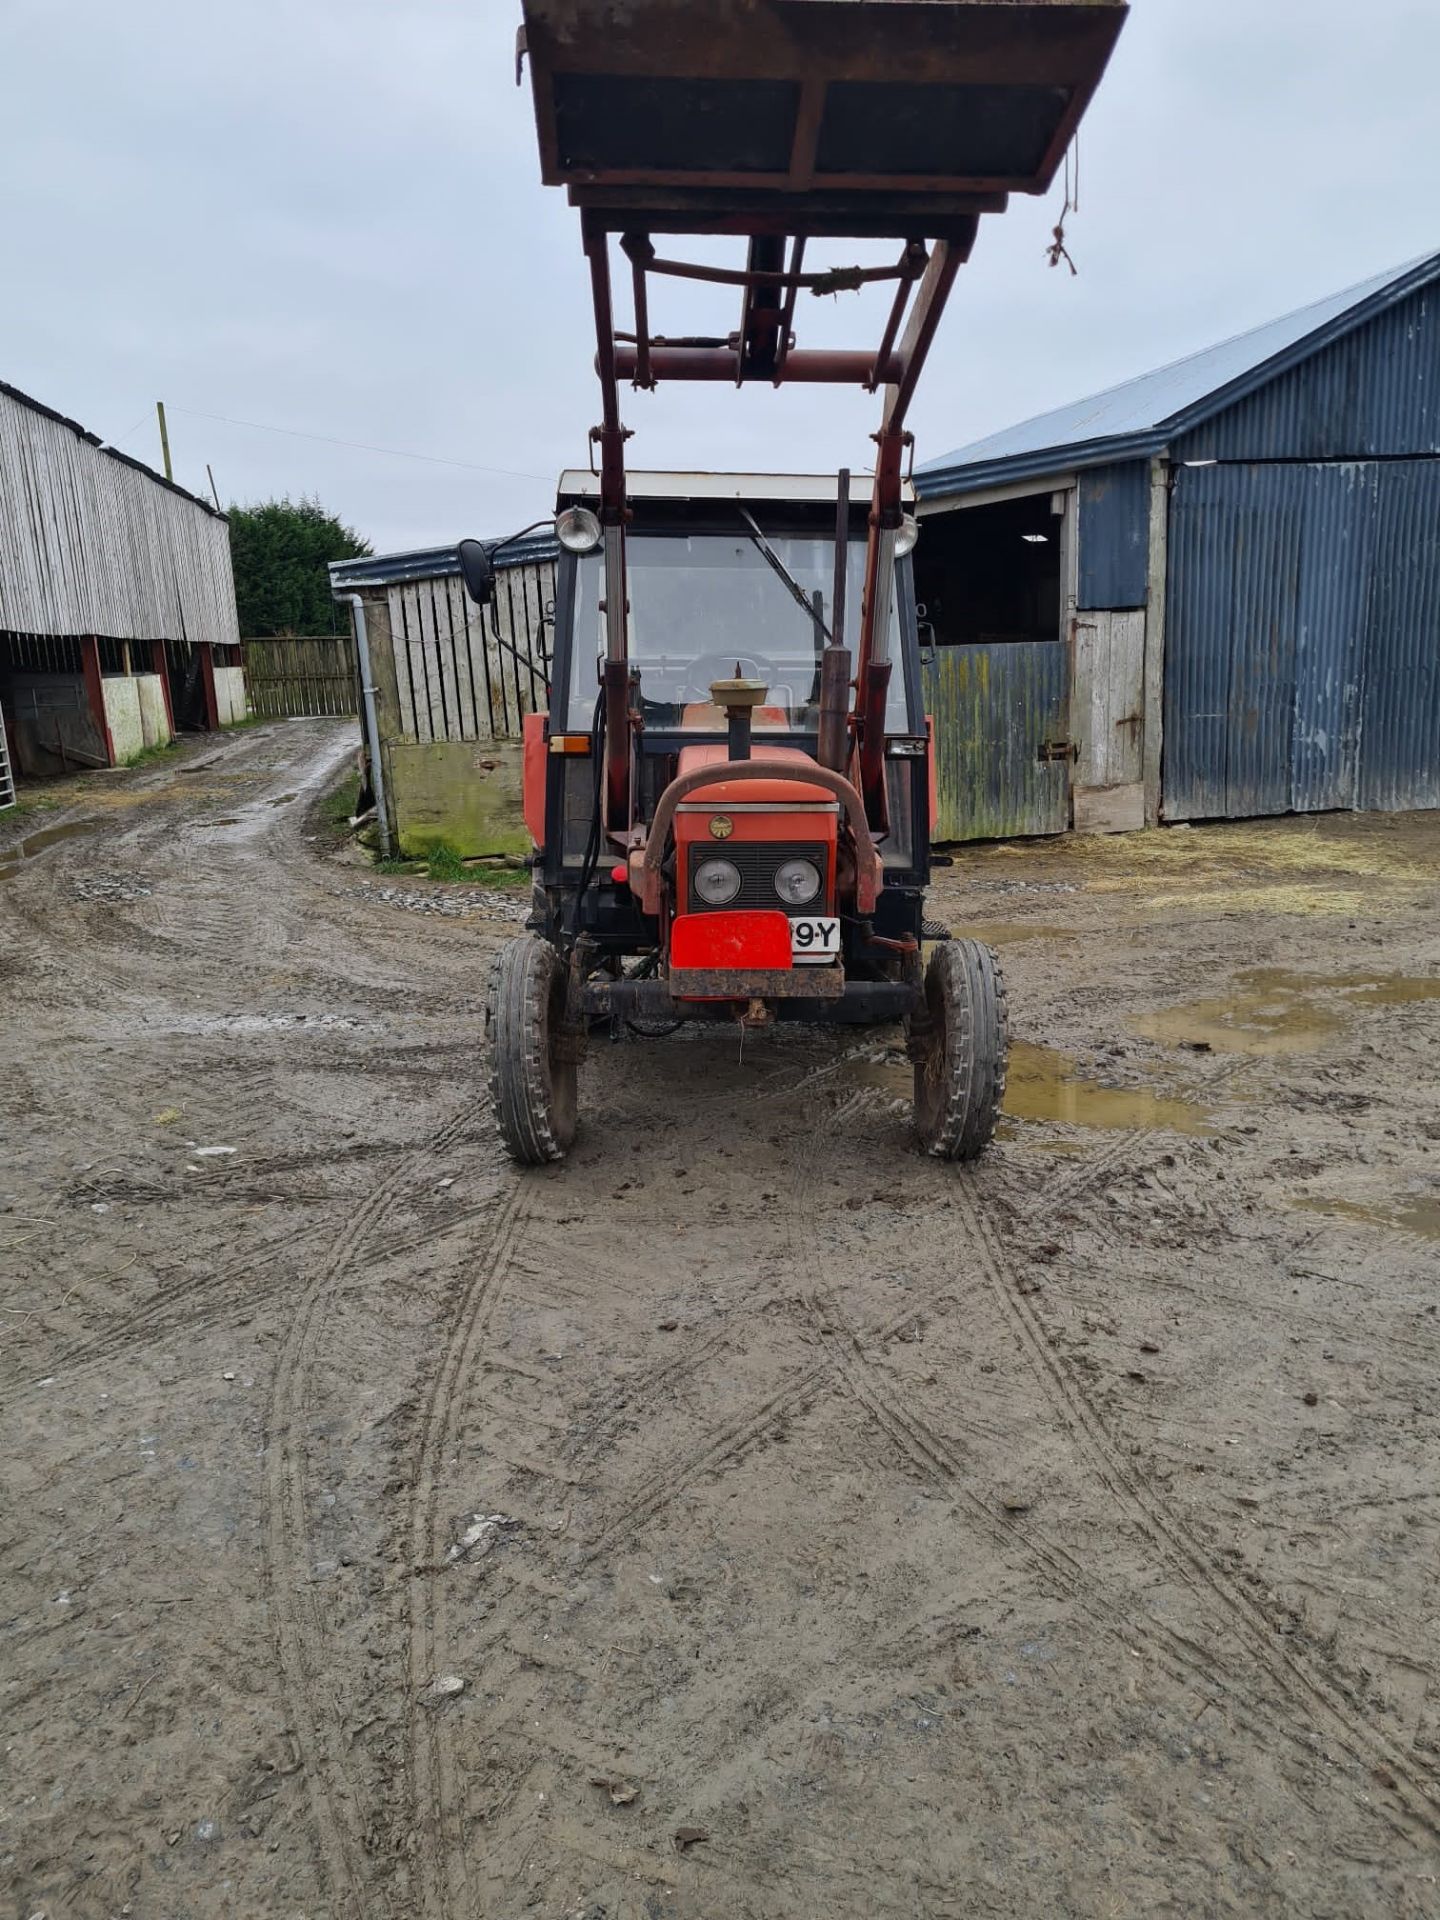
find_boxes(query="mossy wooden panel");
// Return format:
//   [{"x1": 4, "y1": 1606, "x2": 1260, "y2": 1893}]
[{"x1": 387, "y1": 740, "x2": 531, "y2": 858}]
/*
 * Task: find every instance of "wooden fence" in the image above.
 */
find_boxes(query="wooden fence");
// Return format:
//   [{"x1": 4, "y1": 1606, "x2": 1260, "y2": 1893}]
[
  {"x1": 244, "y1": 635, "x2": 358, "y2": 719},
  {"x1": 385, "y1": 559, "x2": 553, "y2": 743}
]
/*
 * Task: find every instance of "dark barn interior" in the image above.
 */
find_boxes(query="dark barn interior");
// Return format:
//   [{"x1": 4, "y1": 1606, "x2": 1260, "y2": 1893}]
[{"x1": 912, "y1": 492, "x2": 1064, "y2": 650}]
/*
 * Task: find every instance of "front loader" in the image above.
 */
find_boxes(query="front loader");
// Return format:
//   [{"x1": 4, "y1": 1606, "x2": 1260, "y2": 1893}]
[{"x1": 461, "y1": 0, "x2": 1126, "y2": 1164}]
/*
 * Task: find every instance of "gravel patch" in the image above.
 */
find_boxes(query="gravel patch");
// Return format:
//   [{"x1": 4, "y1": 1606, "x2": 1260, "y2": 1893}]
[
  {"x1": 73, "y1": 873, "x2": 154, "y2": 902},
  {"x1": 340, "y1": 879, "x2": 529, "y2": 923}
]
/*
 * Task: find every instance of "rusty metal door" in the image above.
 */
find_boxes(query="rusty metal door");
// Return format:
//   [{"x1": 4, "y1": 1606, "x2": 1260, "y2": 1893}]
[{"x1": 922, "y1": 640, "x2": 1071, "y2": 840}]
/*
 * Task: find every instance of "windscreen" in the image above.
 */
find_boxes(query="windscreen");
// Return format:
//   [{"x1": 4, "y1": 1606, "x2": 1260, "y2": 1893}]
[{"x1": 566, "y1": 530, "x2": 909, "y2": 732}]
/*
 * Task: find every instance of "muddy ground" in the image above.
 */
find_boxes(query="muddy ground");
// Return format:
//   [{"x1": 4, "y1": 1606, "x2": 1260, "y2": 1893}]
[{"x1": 3, "y1": 717, "x2": 1439, "y2": 1920}]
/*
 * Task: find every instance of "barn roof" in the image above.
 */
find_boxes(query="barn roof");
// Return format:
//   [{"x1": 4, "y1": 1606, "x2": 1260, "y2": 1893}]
[
  {"x1": 329, "y1": 529, "x2": 560, "y2": 592},
  {"x1": 917, "y1": 248, "x2": 1440, "y2": 497}
]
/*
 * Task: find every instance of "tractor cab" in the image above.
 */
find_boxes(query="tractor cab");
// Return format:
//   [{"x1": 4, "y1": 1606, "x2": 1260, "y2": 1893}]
[
  {"x1": 467, "y1": 0, "x2": 1126, "y2": 1164},
  {"x1": 539, "y1": 470, "x2": 929, "y2": 958}
]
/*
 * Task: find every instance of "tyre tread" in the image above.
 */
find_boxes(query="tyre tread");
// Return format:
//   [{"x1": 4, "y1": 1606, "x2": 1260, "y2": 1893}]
[
  {"x1": 915, "y1": 938, "x2": 1009, "y2": 1161},
  {"x1": 487, "y1": 937, "x2": 570, "y2": 1165}
]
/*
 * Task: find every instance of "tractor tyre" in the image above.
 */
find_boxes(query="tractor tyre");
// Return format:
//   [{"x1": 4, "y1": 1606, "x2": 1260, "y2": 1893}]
[
  {"x1": 909, "y1": 938, "x2": 1008, "y2": 1161},
  {"x1": 487, "y1": 936, "x2": 579, "y2": 1165}
]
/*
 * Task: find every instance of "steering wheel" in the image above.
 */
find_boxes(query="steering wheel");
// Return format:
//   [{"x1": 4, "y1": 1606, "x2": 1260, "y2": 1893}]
[{"x1": 679, "y1": 651, "x2": 783, "y2": 702}]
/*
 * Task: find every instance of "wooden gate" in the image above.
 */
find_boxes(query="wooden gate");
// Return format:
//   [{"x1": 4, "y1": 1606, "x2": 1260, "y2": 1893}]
[{"x1": 243, "y1": 636, "x2": 358, "y2": 719}]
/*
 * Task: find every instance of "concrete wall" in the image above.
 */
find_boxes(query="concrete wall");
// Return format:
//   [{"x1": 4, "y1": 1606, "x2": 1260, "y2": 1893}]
[
  {"x1": 136, "y1": 673, "x2": 172, "y2": 749},
  {"x1": 101, "y1": 675, "x2": 145, "y2": 763},
  {"x1": 214, "y1": 664, "x2": 248, "y2": 726}
]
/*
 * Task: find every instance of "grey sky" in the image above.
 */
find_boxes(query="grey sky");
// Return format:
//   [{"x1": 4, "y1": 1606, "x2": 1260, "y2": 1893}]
[{"x1": 4, "y1": 1, "x2": 1436, "y2": 555}]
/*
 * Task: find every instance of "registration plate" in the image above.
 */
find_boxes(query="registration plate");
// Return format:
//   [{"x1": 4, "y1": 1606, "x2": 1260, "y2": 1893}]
[{"x1": 791, "y1": 916, "x2": 840, "y2": 965}]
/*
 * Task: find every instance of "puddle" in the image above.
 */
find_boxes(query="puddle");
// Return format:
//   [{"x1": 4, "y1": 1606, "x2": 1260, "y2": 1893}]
[
  {"x1": 848, "y1": 1040, "x2": 1214, "y2": 1135},
  {"x1": 0, "y1": 815, "x2": 106, "y2": 878},
  {"x1": 1005, "y1": 1042, "x2": 1213, "y2": 1133},
  {"x1": 1135, "y1": 967, "x2": 1440, "y2": 1057},
  {"x1": 269, "y1": 792, "x2": 299, "y2": 807},
  {"x1": 1297, "y1": 1195, "x2": 1440, "y2": 1241}
]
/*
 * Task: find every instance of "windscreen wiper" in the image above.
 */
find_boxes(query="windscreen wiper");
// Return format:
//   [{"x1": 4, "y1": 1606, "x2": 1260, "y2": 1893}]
[{"x1": 738, "y1": 507, "x2": 835, "y2": 646}]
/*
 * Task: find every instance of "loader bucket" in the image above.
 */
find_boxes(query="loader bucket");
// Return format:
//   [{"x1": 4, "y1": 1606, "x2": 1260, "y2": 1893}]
[{"x1": 521, "y1": 0, "x2": 1126, "y2": 217}]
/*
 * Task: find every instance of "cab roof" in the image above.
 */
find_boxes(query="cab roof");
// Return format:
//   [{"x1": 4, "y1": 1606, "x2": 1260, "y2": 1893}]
[{"x1": 557, "y1": 469, "x2": 916, "y2": 507}]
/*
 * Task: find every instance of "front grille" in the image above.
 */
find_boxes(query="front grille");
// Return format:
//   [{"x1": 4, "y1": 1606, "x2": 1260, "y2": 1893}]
[{"x1": 686, "y1": 840, "x2": 829, "y2": 914}]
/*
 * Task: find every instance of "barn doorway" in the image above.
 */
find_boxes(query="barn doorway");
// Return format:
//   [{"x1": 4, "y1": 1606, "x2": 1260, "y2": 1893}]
[{"x1": 912, "y1": 489, "x2": 1071, "y2": 840}]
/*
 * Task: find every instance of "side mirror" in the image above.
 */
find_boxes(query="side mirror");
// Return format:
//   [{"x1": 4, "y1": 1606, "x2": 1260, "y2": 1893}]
[{"x1": 457, "y1": 537, "x2": 496, "y2": 606}]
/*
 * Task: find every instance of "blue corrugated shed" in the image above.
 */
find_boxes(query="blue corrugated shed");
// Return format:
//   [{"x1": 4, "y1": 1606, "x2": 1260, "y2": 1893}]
[
  {"x1": 1162, "y1": 459, "x2": 1440, "y2": 821},
  {"x1": 916, "y1": 249, "x2": 1440, "y2": 831},
  {"x1": 1358, "y1": 460, "x2": 1440, "y2": 812},
  {"x1": 917, "y1": 250, "x2": 1440, "y2": 497},
  {"x1": 1177, "y1": 282, "x2": 1440, "y2": 464},
  {"x1": 1077, "y1": 461, "x2": 1150, "y2": 609},
  {"x1": 330, "y1": 529, "x2": 559, "y2": 593}
]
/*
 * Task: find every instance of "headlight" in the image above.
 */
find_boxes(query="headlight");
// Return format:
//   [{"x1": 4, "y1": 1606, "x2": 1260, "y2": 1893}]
[
  {"x1": 774, "y1": 857, "x2": 821, "y2": 906},
  {"x1": 555, "y1": 505, "x2": 603, "y2": 554},
  {"x1": 693, "y1": 857, "x2": 741, "y2": 905},
  {"x1": 894, "y1": 513, "x2": 921, "y2": 558}
]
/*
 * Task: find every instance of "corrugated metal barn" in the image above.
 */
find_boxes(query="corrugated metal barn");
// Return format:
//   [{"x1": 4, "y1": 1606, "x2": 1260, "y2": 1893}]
[
  {"x1": 914, "y1": 249, "x2": 1440, "y2": 837},
  {"x1": 330, "y1": 534, "x2": 556, "y2": 857},
  {"x1": 0, "y1": 381, "x2": 244, "y2": 783}
]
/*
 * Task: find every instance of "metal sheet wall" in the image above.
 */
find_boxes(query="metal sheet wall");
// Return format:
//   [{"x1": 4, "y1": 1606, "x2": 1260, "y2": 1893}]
[
  {"x1": 0, "y1": 388, "x2": 239, "y2": 647},
  {"x1": 1358, "y1": 460, "x2": 1440, "y2": 811},
  {"x1": 385, "y1": 560, "x2": 554, "y2": 744},
  {"x1": 1163, "y1": 459, "x2": 1440, "y2": 820},
  {"x1": 923, "y1": 641, "x2": 1069, "y2": 840},
  {"x1": 1077, "y1": 460, "x2": 1150, "y2": 609},
  {"x1": 1178, "y1": 285, "x2": 1440, "y2": 463}
]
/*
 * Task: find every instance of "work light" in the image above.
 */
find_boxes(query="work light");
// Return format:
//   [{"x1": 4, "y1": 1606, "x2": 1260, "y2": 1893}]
[
  {"x1": 894, "y1": 513, "x2": 921, "y2": 558},
  {"x1": 555, "y1": 506, "x2": 603, "y2": 554}
]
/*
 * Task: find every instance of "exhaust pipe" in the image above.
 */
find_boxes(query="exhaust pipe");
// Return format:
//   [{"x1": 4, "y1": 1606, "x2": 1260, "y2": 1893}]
[{"x1": 817, "y1": 467, "x2": 852, "y2": 773}]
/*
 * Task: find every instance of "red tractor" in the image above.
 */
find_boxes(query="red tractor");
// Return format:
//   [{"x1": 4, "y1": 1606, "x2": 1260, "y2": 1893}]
[{"x1": 461, "y1": 0, "x2": 1126, "y2": 1164}]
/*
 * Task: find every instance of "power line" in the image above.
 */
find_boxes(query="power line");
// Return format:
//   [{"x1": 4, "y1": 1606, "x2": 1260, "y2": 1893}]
[{"x1": 167, "y1": 404, "x2": 552, "y2": 483}]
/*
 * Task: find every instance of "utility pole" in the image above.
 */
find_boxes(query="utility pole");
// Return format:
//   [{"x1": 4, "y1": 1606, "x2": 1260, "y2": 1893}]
[{"x1": 156, "y1": 401, "x2": 173, "y2": 481}]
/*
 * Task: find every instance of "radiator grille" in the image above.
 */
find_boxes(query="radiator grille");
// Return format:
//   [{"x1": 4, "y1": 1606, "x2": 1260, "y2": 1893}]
[{"x1": 686, "y1": 840, "x2": 829, "y2": 914}]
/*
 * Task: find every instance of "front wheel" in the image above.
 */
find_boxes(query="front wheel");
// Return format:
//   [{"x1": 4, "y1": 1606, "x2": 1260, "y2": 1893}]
[
  {"x1": 487, "y1": 937, "x2": 579, "y2": 1165},
  {"x1": 909, "y1": 939, "x2": 1008, "y2": 1161}
]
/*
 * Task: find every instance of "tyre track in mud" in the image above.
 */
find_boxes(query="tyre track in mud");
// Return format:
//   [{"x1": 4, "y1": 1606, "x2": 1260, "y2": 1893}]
[
  {"x1": 797, "y1": 1282, "x2": 1378, "y2": 1785},
  {"x1": 11, "y1": 1222, "x2": 331, "y2": 1407},
  {"x1": 1029, "y1": 1053, "x2": 1250, "y2": 1213},
  {"x1": 780, "y1": 1091, "x2": 1437, "y2": 1848},
  {"x1": 561, "y1": 1319, "x2": 735, "y2": 1470},
  {"x1": 949, "y1": 1178, "x2": 1440, "y2": 1841},
  {"x1": 262, "y1": 1103, "x2": 474, "y2": 1916},
  {"x1": 401, "y1": 1184, "x2": 841, "y2": 1915},
  {"x1": 781, "y1": 1108, "x2": 1219, "y2": 1688},
  {"x1": 2, "y1": 724, "x2": 518, "y2": 1918},
  {"x1": 580, "y1": 1360, "x2": 836, "y2": 1567},
  {"x1": 403, "y1": 1179, "x2": 530, "y2": 1920}
]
